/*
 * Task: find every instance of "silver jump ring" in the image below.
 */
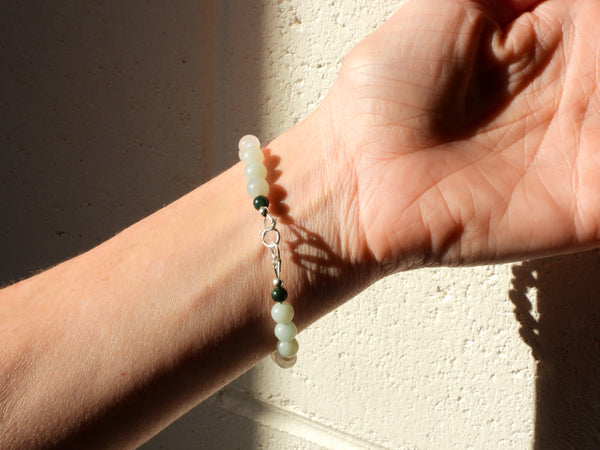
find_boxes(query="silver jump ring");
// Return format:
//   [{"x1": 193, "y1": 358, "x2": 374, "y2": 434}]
[{"x1": 261, "y1": 228, "x2": 281, "y2": 248}]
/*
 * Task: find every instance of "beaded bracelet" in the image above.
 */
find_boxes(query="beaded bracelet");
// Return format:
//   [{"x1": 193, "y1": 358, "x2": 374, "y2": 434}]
[{"x1": 238, "y1": 135, "x2": 299, "y2": 369}]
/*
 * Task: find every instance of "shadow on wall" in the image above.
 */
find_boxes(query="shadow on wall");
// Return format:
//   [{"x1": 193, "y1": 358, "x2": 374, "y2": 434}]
[
  {"x1": 1, "y1": 1, "x2": 264, "y2": 448},
  {"x1": 510, "y1": 250, "x2": 600, "y2": 448},
  {"x1": 0, "y1": 1, "x2": 262, "y2": 282}
]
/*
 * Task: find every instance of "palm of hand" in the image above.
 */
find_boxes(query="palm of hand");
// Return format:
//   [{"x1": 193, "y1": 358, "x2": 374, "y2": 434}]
[{"x1": 329, "y1": 0, "x2": 600, "y2": 270}]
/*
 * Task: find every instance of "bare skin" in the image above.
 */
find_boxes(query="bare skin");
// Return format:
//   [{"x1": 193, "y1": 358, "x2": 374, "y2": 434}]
[
  {"x1": 1, "y1": 0, "x2": 600, "y2": 447},
  {"x1": 330, "y1": 0, "x2": 600, "y2": 269}
]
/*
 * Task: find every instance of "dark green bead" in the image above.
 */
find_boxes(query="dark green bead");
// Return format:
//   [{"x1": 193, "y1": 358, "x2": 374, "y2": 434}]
[
  {"x1": 253, "y1": 195, "x2": 269, "y2": 210},
  {"x1": 271, "y1": 286, "x2": 288, "y2": 302}
]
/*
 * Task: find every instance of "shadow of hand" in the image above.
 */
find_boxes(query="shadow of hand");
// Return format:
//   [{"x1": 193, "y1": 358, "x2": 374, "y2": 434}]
[{"x1": 510, "y1": 250, "x2": 600, "y2": 448}]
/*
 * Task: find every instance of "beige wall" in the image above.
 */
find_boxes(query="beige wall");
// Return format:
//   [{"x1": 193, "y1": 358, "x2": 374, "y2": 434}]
[{"x1": 2, "y1": 1, "x2": 600, "y2": 448}]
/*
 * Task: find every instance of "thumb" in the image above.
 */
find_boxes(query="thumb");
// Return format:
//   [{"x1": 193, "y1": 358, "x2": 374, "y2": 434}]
[
  {"x1": 500, "y1": 0, "x2": 544, "y2": 11},
  {"x1": 472, "y1": 0, "x2": 545, "y2": 24}
]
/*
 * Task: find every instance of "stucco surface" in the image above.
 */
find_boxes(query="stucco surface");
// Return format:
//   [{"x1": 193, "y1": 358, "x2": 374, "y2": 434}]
[{"x1": 2, "y1": 1, "x2": 600, "y2": 449}]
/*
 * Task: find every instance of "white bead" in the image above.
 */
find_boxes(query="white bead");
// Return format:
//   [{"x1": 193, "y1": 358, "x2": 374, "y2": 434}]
[
  {"x1": 240, "y1": 147, "x2": 263, "y2": 165},
  {"x1": 244, "y1": 162, "x2": 267, "y2": 180},
  {"x1": 277, "y1": 339, "x2": 299, "y2": 358},
  {"x1": 238, "y1": 135, "x2": 261, "y2": 161},
  {"x1": 238, "y1": 135, "x2": 261, "y2": 153},
  {"x1": 271, "y1": 302, "x2": 294, "y2": 323},
  {"x1": 247, "y1": 178, "x2": 269, "y2": 197},
  {"x1": 274, "y1": 322, "x2": 297, "y2": 342}
]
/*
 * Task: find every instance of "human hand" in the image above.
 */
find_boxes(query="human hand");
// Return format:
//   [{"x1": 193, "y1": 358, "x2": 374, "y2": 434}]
[{"x1": 321, "y1": 0, "x2": 600, "y2": 271}]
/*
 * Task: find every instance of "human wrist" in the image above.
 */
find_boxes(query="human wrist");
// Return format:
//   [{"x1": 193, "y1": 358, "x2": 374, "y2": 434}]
[{"x1": 262, "y1": 110, "x2": 378, "y2": 327}]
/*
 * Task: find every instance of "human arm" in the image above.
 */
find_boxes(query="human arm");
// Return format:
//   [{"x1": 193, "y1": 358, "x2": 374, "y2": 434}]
[
  {"x1": 2, "y1": 0, "x2": 600, "y2": 447},
  {"x1": 0, "y1": 115, "x2": 374, "y2": 448}
]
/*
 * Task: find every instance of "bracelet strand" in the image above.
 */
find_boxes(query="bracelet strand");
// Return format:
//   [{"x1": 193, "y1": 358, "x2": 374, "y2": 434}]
[{"x1": 238, "y1": 135, "x2": 298, "y2": 368}]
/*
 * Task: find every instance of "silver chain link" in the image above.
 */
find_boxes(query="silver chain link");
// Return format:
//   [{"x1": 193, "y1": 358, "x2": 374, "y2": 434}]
[{"x1": 260, "y1": 210, "x2": 282, "y2": 279}]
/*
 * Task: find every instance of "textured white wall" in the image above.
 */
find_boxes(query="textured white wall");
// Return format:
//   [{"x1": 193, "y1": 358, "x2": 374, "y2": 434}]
[{"x1": 2, "y1": 1, "x2": 600, "y2": 449}]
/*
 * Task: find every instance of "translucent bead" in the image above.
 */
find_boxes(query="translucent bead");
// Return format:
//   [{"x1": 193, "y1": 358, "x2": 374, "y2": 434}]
[
  {"x1": 244, "y1": 161, "x2": 267, "y2": 180},
  {"x1": 238, "y1": 135, "x2": 261, "y2": 161},
  {"x1": 238, "y1": 134, "x2": 261, "y2": 154},
  {"x1": 277, "y1": 339, "x2": 299, "y2": 358},
  {"x1": 271, "y1": 351, "x2": 296, "y2": 369},
  {"x1": 246, "y1": 178, "x2": 269, "y2": 197},
  {"x1": 240, "y1": 147, "x2": 263, "y2": 165},
  {"x1": 271, "y1": 302, "x2": 294, "y2": 323},
  {"x1": 275, "y1": 322, "x2": 297, "y2": 342}
]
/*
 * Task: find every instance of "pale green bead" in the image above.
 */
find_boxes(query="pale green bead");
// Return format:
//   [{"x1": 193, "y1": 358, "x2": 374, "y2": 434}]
[
  {"x1": 274, "y1": 322, "x2": 297, "y2": 342},
  {"x1": 244, "y1": 161, "x2": 267, "y2": 180},
  {"x1": 238, "y1": 135, "x2": 261, "y2": 160},
  {"x1": 247, "y1": 178, "x2": 269, "y2": 197},
  {"x1": 277, "y1": 339, "x2": 299, "y2": 358},
  {"x1": 240, "y1": 147, "x2": 263, "y2": 165},
  {"x1": 271, "y1": 302, "x2": 294, "y2": 323}
]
